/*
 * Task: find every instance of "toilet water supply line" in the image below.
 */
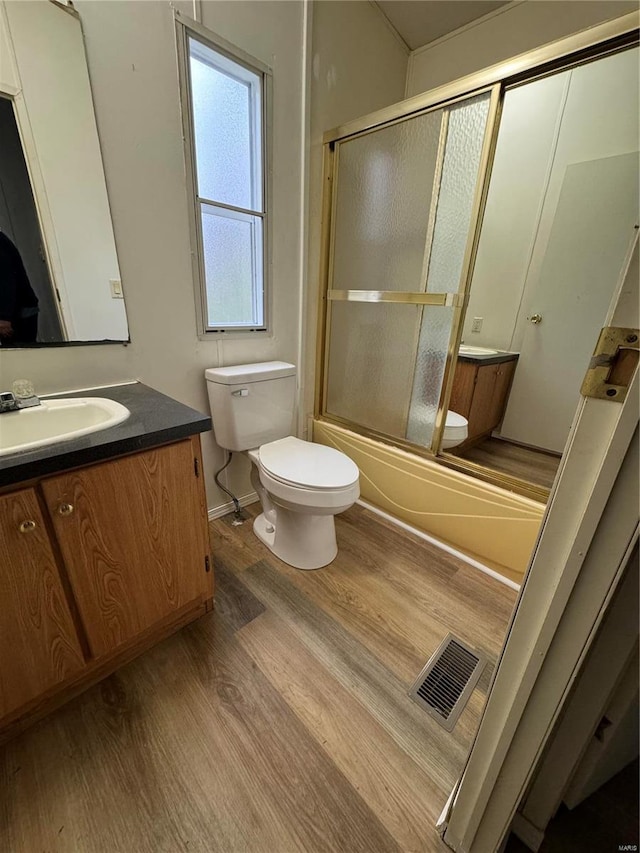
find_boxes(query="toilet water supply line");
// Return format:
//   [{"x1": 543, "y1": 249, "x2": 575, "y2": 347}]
[{"x1": 214, "y1": 452, "x2": 244, "y2": 523}]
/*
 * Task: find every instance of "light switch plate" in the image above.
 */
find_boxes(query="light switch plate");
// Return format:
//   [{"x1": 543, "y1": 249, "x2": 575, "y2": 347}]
[
  {"x1": 110, "y1": 279, "x2": 124, "y2": 299},
  {"x1": 471, "y1": 317, "x2": 483, "y2": 333}
]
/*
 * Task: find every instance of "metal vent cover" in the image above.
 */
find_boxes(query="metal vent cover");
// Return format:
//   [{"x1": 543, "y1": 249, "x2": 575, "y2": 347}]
[{"x1": 409, "y1": 633, "x2": 486, "y2": 731}]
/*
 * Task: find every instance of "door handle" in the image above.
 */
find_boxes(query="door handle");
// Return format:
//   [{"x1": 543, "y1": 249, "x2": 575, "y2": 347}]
[{"x1": 528, "y1": 313, "x2": 543, "y2": 325}]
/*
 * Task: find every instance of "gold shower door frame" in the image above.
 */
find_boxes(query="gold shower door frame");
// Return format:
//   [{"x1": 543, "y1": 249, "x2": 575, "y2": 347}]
[
  {"x1": 314, "y1": 14, "x2": 639, "y2": 502},
  {"x1": 317, "y1": 84, "x2": 501, "y2": 458}
]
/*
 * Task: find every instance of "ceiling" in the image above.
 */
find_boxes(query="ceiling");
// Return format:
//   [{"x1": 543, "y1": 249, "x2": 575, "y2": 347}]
[{"x1": 376, "y1": 1, "x2": 511, "y2": 51}]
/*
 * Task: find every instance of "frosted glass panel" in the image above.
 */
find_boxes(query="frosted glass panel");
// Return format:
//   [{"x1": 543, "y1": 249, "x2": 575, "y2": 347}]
[
  {"x1": 189, "y1": 39, "x2": 262, "y2": 211},
  {"x1": 426, "y1": 93, "x2": 490, "y2": 293},
  {"x1": 200, "y1": 204, "x2": 263, "y2": 327},
  {"x1": 332, "y1": 110, "x2": 443, "y2": 292},
  {"x1": 406, "y1": 307, "x2": 455, "y2": 447},
  {"x1": 326, "y1": 301, "x2": 423, "y2": 438}
]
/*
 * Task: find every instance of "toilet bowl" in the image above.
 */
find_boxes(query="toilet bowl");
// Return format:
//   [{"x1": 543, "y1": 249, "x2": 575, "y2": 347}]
[
  {"x1": 205, "y1": 362, "x2": 360, "y2": 571},
  {"x1": 247, "y1": 436, "x2": 360, "y2": 570},
  {"x1": 442, "y1": 410, "x2": 468, "y2": 449}
]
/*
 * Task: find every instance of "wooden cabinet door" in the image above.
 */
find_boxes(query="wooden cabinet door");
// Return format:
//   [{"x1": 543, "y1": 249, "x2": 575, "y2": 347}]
[
  {"x1": 490, "y1": 360, "x2": 517, "y2": 430},
  {"x1": 449, "y1": 361, "x2": 478, "y2": 419},
  {"x1": 41, "y1": 440, "x2": 211, "y2": 658},
  {"x1": 467, "y1": 363, "x2": 499, "y2": 438},
  {"x1": 0, "y1": 489, "x2": 84, "y2": 719}
]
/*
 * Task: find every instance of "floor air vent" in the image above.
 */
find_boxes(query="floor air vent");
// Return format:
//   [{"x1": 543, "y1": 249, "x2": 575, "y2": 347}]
[{"x1": 409, "y1": 634, "x2": 486, "y2": 731}]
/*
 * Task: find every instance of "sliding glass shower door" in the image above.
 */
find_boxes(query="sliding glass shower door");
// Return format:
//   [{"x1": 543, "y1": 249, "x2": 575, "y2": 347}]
[{"x1": 322, "y1": 89, "x2": 498, "y2": 452}]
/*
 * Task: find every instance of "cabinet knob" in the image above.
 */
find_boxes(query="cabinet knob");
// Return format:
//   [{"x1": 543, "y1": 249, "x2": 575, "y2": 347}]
[
  {"x1": 18, "y1": 520, "x2": 37, "y2": 533},
  {"x1": 58, "y1": 503, "x2": 74, "y2": 516}
]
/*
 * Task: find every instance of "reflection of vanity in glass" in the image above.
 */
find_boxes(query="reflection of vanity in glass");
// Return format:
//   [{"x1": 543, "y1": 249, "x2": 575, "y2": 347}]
[
  {"x1": 0, "y1": 1, "x2": 129, "y2": 346},
  {"x1": 449, "y1": 350, "x2": 519, "y2": 449}
]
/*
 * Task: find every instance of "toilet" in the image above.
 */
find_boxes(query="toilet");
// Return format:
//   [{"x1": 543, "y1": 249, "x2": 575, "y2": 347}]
[
  {"x1": 205, "y1": 361, "x2": 359, "y2": 570},
  {"x1": 442, "y1": 411, "x2": 468, "y2": 449}
]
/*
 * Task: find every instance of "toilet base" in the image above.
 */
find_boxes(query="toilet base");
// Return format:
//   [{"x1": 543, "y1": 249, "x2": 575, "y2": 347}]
[{"x1": 253, "y1": 509, "x2": 338, "y2": 570}]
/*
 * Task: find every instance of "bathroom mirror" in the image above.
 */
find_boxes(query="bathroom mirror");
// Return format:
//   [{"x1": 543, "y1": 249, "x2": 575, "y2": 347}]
[
  {"x1": 318, "y1": 41, "x2": 639, "y2": 500},
  {"x1": 0, "y1": 0, "x2": 129, "y2": 347}
]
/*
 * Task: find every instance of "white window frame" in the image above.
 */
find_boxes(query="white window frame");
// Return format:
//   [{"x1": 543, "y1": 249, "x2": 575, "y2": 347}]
[{"x1": 175, "y1": 12, "x2": 272, "y2": 336}]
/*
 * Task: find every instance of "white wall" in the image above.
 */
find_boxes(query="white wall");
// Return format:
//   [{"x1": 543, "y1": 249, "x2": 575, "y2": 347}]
[
  {"x1": 303, "y1": 0, "x2": 409, "y2": 427},
  {"x1": 0, "y1": 0, "x2": 308, "y2": 512},
  {"x1": 406, "y1": 0, "x2": 638, "y2": 97}
]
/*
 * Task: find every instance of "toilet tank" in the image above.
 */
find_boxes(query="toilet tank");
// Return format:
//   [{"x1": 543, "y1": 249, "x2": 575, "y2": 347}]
[{"x1": 205, "y1": 361, "x2": 296, "y2": 451}]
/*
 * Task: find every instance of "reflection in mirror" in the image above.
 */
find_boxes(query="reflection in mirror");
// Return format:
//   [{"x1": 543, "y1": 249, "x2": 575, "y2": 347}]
[
  {"x1": 0, "y1": 96, "x2": 62, "y2": 345},
  {"x1": 446, "y1": 46, "x2": 639, "y2": 491},
  {"x1": 0, "y1": 0, "x2": 129, "y2": 346}
]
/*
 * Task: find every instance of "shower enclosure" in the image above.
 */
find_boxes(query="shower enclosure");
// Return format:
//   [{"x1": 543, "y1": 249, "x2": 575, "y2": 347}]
[
  {"x1": 316, "y1": 23, "x2": 639, "y2": 501},
  {"x1": 320, "y1": 88, "x2": 498, "y2": 454}
]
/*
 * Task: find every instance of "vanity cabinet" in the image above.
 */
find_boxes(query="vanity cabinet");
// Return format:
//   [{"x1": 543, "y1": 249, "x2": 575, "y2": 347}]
[
  {"x1": 0, "y1": 489, "x2": 85, "y2": 719},
  {"x1": 41, "y1": 440, "x2": 211, "y2": 658},
  {"x1": 450, "y1": 357, "x2": 518, "y2": 446},
  {"x1": 0, "y1": 435, "x2": 213, "y2": 739}
]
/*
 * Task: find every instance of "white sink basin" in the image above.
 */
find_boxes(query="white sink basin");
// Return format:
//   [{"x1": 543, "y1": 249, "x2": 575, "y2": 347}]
[
  {"x1": 459, "y1": 345, "x2": 499, "y2": 356},
  {"x1": 0, "y1": 397, "x2": 130, "y2": 457}
]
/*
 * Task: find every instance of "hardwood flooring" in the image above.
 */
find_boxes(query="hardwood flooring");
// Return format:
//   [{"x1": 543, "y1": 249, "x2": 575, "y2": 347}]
[
  {"x1": 0, "y1": 503, "x2": 517, "y2": 853},
  {"x1": 455, "y1": 437, "x2": 561, "y2": 490}
]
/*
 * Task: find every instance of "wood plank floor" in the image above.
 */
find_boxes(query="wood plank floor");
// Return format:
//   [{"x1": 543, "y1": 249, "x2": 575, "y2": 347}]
[
  {"x1": 0, "y1": 503, "x2": 517, "y2": 853},
  {"x1": 455, "y1": 437, "x2": 561, "y2": 489}
]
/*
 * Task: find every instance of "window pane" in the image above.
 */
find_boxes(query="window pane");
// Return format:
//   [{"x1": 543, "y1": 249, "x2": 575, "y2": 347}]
[
  {"x1": 200, "y1": 204, "x2": 263, "y2": 328},
  {"x1": 189, "y1": 38, "x2": 262, "y2": 211}
]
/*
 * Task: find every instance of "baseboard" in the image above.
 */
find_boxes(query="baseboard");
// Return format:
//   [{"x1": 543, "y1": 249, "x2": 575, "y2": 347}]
[
  {"x1": 208, "y1": 491, "x2": 259, "y2": 521},
  {"x1": 356, "y1": 499, "x2": 521, "y2": 591}
]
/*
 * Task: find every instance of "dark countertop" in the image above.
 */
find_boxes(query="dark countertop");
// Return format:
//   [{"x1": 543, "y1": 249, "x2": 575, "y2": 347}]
[
  {"x1": 457, "y1": 351, "x2": 519, "y2": 366},
  {"x1": 0, "y1": 382, "x2": 211, "y2": 487}
]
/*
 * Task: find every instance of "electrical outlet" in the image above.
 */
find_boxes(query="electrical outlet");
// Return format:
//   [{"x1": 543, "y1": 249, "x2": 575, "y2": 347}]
[
  {"x1": 471, "y1": 317, "x2": 483, "y2": 333},
  {"x1": 110, "y1": 279, "x2": 124, "y2": 299}
]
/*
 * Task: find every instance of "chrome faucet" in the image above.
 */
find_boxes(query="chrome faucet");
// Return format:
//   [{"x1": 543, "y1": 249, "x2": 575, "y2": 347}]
[
  {"x1": 0, "y1": 392, "x2": 19, "y2": 413},
  {"x1": 0, "y1": 380, "x2": 41, "y2": 413}
]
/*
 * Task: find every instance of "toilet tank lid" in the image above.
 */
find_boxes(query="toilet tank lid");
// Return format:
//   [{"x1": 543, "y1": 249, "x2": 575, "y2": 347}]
[{"x1": 205, "y1": 361, "x2": 296, "y2": 385}]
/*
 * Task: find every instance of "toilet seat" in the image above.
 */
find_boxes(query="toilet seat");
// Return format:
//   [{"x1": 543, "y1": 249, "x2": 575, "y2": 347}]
[
  {"x1": 258, "y1": 465, "x2": 360, "y2": 511},
  {"x1": 442, "y1": 410, "x2": 468, "y2": 449},
  {"x1": 258, "y1": 436, "x2": 359, "y2": 490},
  {"x1": 444, "y1": 410, "x2": 468, "y2": 439}
]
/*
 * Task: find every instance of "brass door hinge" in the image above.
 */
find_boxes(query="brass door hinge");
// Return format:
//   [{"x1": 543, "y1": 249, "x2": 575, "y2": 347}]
[{"x1": 581, "y1": 327, "x2": 639, "y2": 403}]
